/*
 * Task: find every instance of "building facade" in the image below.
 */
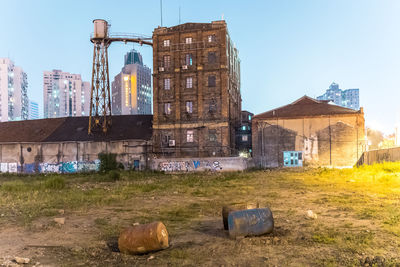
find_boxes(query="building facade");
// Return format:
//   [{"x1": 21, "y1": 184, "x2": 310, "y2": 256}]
[
  {"x1": 111, "y1": 50, "x2": 152, "y2": 115},
  {"x1": 43, "y1": 70, "x2": 90, "y2": 118},
  {"x1": 0, "y1": 58, "x2": 29, "y2": 122},
  {"x1": 28, "y1": 100, "x2": 39, "y2": 120},
  {"x1": 235, "y1": 110, "x2": 253, "y2": 156},
  {"x1": 152, "y1": 21, "x2": 241, "y2": 157},
  {"x1": 252, "y1": 96, "x2": 365, "y2": 168},
  {"x1": 317, "y1": 82, "x2": 359, "y2": 110}
]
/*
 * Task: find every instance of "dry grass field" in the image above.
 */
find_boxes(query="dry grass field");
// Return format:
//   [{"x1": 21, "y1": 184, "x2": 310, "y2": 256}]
[{"x1": 1, "y1": 163, "x2": 400, "y2": 266}]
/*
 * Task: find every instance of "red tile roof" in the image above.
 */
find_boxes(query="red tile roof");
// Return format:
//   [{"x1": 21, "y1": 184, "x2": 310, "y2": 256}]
[{"x1": 254, "y1": 96, "x2": 361, "y2": 119}]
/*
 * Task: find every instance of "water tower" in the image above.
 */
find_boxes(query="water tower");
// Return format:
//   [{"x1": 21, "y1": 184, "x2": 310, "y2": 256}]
[{"x1": 89, "y1": 19, "x2": 152, "y2": 134}]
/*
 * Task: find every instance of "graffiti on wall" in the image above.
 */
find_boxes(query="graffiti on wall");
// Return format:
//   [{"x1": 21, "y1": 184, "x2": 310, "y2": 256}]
[
  {"x1": 159, "y1": 160, "x2": 223, "y2": 172},
  {"x1": 303, "y1": 135, "x2": 318, "y2": 161},
  {"x1": 0, "y1": 160, "x2": 100, "y2": 174},
  {"x1": 0, "y1": 163, "x2": 18, "y2": 173}
]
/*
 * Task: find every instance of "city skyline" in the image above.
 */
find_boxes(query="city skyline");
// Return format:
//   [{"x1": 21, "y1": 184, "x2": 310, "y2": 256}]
[{"x1": 1, "y1": 1, "x2": 400, "y2": 133}]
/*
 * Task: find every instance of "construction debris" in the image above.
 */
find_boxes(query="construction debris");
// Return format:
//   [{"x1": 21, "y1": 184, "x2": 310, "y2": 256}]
[
  {"x1": 222, "y1": 203, "x2": 259, "y2": 230},
  {"x1": 228, "y1": 208, "x2": 274, "y2": 239},
  {"x1": 118, "y1": 221, "x2": 168, "y2": 255}
]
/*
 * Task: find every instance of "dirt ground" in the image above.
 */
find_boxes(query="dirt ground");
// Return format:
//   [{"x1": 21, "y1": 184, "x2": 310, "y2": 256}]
[{"x1": 1, "y1": 168, "x2": 400, "y2": 266}]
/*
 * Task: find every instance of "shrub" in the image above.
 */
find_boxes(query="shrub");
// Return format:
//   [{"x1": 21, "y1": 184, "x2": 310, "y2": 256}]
[
  {"x1": 44, "y1": 176, "x2": 65, "y2": 190},
  {"x1": 98, "y1": 153, "x2": 118, "y2": 172},
  {"x1": 108, "y1": 170, "x2": 120, "y2": 181}
]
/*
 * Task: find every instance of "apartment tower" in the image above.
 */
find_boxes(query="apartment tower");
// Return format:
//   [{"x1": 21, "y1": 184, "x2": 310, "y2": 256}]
[
  {"x1": 43, "y1": 70, "x2": 90, "y2": 118},
  {"x1": 0, "y1": 58, "x2": 29, "y2": 122}
]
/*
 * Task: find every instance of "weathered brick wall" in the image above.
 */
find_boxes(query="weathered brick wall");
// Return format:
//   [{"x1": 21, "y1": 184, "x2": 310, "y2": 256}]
[
  {"x1": 0, "y1": 139, "x2": 150, "y2": 173},
  {"x1": 252, "y1": 114, "x2": 365, "y2": 167}
]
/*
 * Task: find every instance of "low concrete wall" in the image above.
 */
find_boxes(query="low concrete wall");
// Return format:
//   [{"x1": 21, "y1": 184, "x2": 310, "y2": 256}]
[
  {"x1": 357, "y1": 147, "x2": 400, "y2": 166},
  {"x1": 150, "y1": 157, "x2": 253, "y2": 172},
  {"x1": 0, "y1": 139, "x2": 150, "y2": 174}
]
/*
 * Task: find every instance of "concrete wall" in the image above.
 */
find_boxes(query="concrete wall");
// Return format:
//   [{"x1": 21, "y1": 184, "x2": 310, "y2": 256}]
[
  {"x1": 252, "y1": 114, "x2": 365, "y2": 168},
  {"x1": 357, "y1": 147, "x2": 400, "y2": 166},
  {"x1": 0, "y1": 139, "x2": 150, "y2": 173},
  {"x1": 150, "y1": 157, "x2": 253, "y2": 172}
]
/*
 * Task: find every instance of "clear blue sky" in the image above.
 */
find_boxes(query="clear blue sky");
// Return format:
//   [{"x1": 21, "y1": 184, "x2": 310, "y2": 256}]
[{"x1": 1, "y1": 0, "x2": 399, "y2": 133}]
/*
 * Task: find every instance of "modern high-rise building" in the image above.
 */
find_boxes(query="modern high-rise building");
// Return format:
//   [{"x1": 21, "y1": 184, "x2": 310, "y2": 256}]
[
  {"x1": 111, "y1": 50, "x2": 152, "y2": 115},
  {"x1": 43, "y1": 70, "x2": 90, "y2": 118},
  {"x1": 152, "y1": 21, "x2": 242, "y2": 157},
  {"x1": 28, "y1": 100, "x2": 39, "y2": 120},
  {"x1": 317, "y1": 82, "x2": 360, "y2": 110},
  {"x1": 0, "y1": 58, "x2": 29, "y2": 122}
]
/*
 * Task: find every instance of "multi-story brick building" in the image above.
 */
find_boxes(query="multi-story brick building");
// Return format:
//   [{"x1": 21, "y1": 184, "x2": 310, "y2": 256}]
[
  {"x1": 236, "y1": 110, "x2": 253, "y2": 156},
  {"x1": 152, "y1": 21, "x2": 241, "y2": 157}
]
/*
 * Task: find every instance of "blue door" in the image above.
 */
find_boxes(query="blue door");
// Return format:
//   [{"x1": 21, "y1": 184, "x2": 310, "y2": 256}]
[{"x1": 133, "y1": 160, "x2": 140, "y2": 170}]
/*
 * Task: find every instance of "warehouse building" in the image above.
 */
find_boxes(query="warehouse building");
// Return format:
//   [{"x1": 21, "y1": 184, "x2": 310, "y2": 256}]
[
  {"x1": 0, "y1": 115, "x2": 152, "y2": 173},
  {"x1": 252, "y1": 96, "x2": 365, "y2": 168}
]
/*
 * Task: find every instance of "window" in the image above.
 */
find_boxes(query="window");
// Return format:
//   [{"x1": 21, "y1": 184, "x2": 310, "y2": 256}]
[
  {"x1": 209, "y1": 130, "x2": 217, "y2": 142},
  {"x1": 208, "y1": 75, "x2": 216, "y2": 87},
  {"x1": 187, "y1": 130, "x2": 194, "y2": 142},
  {"x1": 163, "y1": 134, "x2": 171, "y2": 144},
  {"x1": 164, "y1": 78, "x2": 171, "y2": 90},
  {"x1": 186, "y1": 77, "x2": 193, "y2": 88},
  {"x1": 208, "y1": 52, "x2": 217, "y2": 63},
  {"x1": 163, "y1": 39, "x2": 170, "y2": 47},
  {"x1": 164, "y1": 103, "x2": 171, "y2": 115},
  {"x1": 185, "y1": 54, "x2": 193, "y2": 66},
  {"x1": 163, "y1": 55, "x2": 171, "y2": 68},
  {"x1": 186, "y1": 101, "x2": 193, "y2": 113},
  {"x1": 185, "y1": 37, "x2": 192, "y2": 44},
  {"x1": 208, "y1": 35, "x2": 216, "y2": 42},
  {"x1": 242, "y1": 126, "x2": 246, "y2": 131},
  {"x1": 242, "y1": 135, "x2": 248, "y2": 142},
  {"x1": 209, "y1": 99, "x2": 217, "y2": 113}
]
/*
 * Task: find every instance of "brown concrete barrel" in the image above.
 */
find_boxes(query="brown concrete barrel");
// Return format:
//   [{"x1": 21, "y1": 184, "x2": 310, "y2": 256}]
[
  {"x1": 118, "y1": 221, "x2": 169, "y2": 255},
  {"x1": 222, "y1": 203, "x2": 259, "y2": 230}
]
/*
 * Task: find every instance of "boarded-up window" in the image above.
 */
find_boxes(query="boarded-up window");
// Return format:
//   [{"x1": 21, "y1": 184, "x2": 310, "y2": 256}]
[
  {"x1": 208, "y1": 52, "x2": 217, "y2": 63},
  {"x1": 208, "y1": 76, "x2": 216, "y2": 87}
]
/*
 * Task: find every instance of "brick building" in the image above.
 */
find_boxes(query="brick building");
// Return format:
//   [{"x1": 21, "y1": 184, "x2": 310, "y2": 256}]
[
  {"x1": 252, "y1": 96, "x2": 365, "y2": 167},
  {"x1": 152, "y1": 21, "x2": 241, "y2": 157},
  {"x1": 236, "y1": 110, "x2": 253, "y2": 156}
]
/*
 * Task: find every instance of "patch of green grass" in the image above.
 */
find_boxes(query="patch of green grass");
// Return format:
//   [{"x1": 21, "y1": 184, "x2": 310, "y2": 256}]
[
  {"x1": 312, "y1": 231, "x2": 338, "y2": 244},
  {"x1": 169, "y1": 249, "x2": 189, "y2": 260},
  {"x1": 44, "y1": 176, "x2": 66, "y2": 190}
]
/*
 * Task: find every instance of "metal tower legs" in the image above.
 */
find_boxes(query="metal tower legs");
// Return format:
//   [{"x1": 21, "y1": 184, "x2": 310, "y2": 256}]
[{"x1": 88, "y1": 41, "x2": 112, "y2": 134}]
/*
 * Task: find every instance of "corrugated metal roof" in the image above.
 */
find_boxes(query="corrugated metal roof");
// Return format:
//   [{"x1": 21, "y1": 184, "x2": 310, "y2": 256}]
[
  {"x1": 0, "y1": 115, "x2": 153, "y2": 143},
  {"x1": 254, "y1": 96, "x2": 361, "y2": 119}
]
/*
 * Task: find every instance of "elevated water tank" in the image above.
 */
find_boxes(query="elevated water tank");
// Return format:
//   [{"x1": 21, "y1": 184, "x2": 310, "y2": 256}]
[{"x1": 93, "y1": 19, "x2": 108, "y2": 39}]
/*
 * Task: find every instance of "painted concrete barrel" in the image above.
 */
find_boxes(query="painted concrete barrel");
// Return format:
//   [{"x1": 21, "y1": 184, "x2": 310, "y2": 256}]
[
  {"x1": 118, "y1": 221, "x2": 169, "y2": 255},
  {"x1": 228, "y1": 208, "x2": 274, "y2": 238},
  {"x1": 222, "y1": 203, "x2": 259, "y2": 230}
]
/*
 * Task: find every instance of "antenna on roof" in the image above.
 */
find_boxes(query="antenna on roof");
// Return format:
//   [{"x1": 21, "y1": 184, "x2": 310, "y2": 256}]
[
  {"x1": 179, "y1": 5, "x2": 181, "y2": 24},
  {"x1": 160, "y1": 0, "x2": 163, "y2": 26}
]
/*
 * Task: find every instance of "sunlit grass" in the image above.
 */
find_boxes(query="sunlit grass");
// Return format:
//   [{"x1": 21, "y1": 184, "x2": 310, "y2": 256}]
[{"x1": 1, "y1": 163, "x2": 400, "y2": 265}]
